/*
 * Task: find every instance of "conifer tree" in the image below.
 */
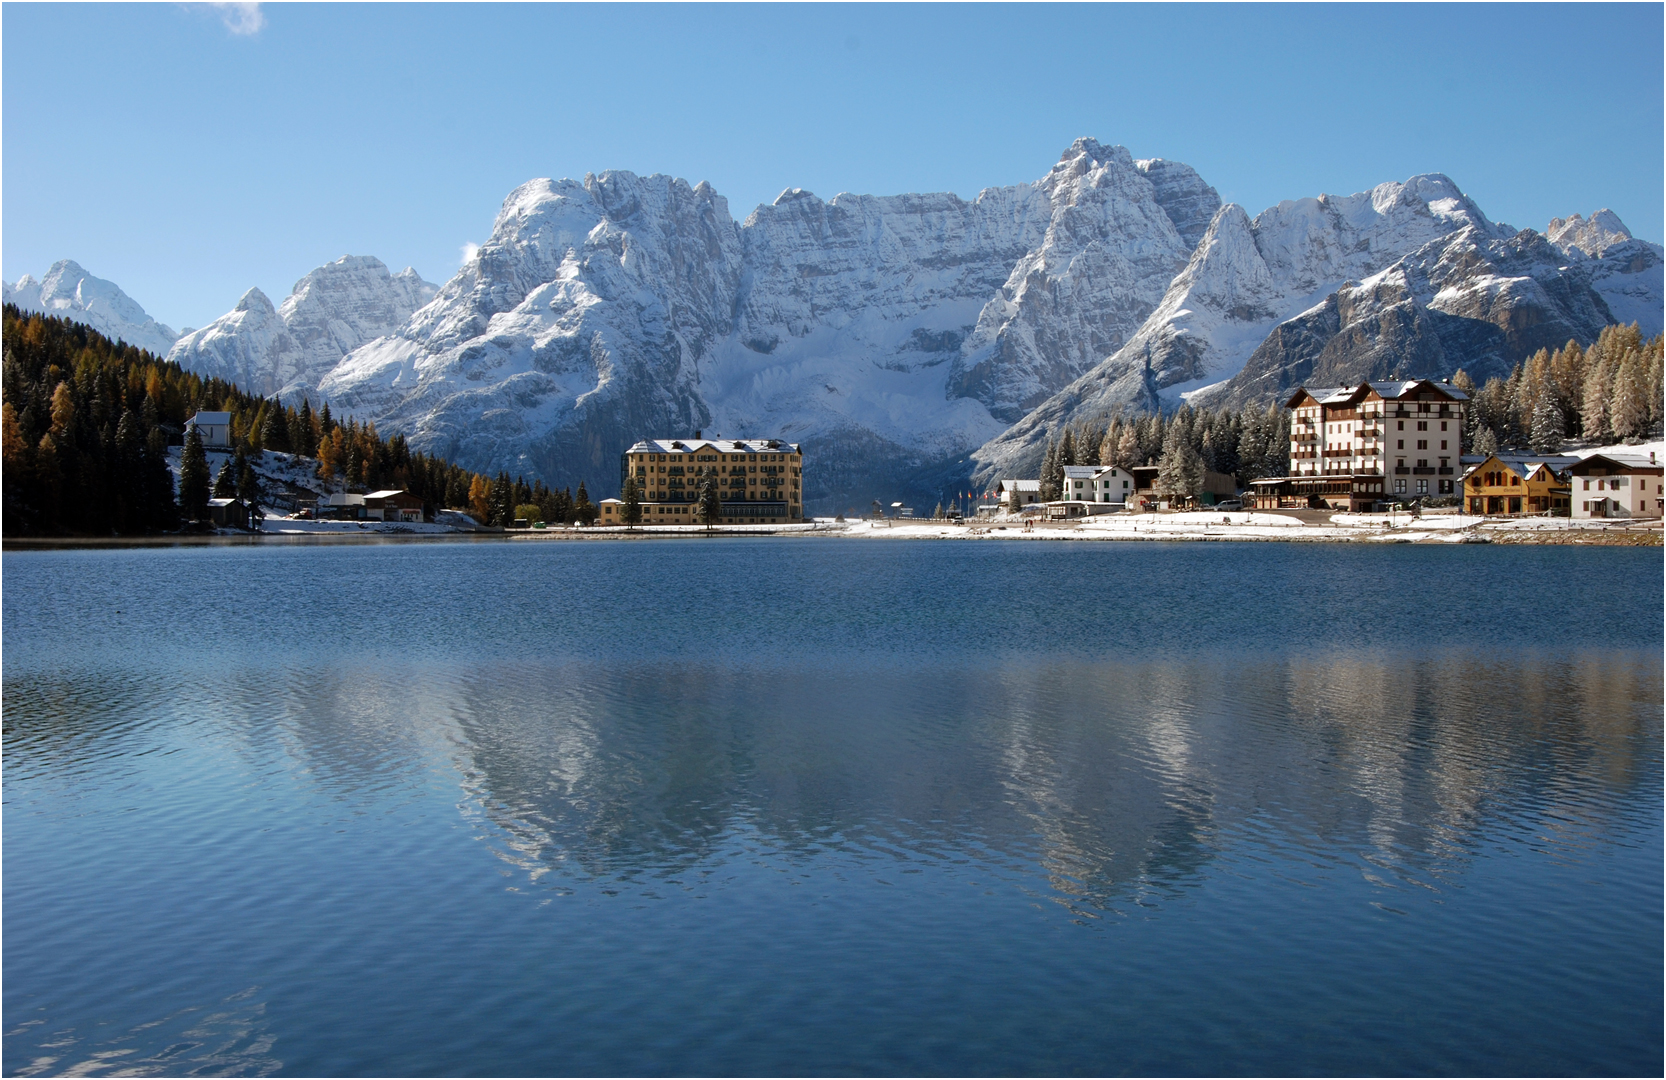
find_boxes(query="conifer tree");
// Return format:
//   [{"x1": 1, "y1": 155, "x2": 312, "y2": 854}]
[
  {"x1": 1039, "y1": 438, "x2": 1058, "y2": 501},
  {"x1": 696, "y1": 476, "x2": 721, "y2": 530},
  {"x1": 1581, "y1": 357, "x2": 1613, "y2": 442},
  {"x1": 1473, "y1": 426, "x2": 1499, "y2": 457},
  {"x1": 179, "y1": 425, "x2": 210, "y2": 521},
  {"x1": 1058, "y1": 428, "x2": 1076, "y2": 468},
  {"x1": 620, "y1": 475, "x2": 642, "y2": 527},
  {"x1": 1610, "y1": 349, "x2": 1649, "y2": 439},
  {"x1": 573, "y1": 482, "x2": 597, "y2": 526},
  {"x1": 260, "y1": 403, "x2": 288, "y2": 453},
  {"x1": 1154, "y1": 424, "x2": 1203, "y2": 504},
  {"x1": 1529, "y1": 395, "x2": 1565, "y2": 454},
  {"x1": 213, "y1": 458, "x2": 236, "y2": 498}
]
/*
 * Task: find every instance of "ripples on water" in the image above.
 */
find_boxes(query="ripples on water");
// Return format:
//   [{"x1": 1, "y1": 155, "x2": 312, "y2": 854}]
[{"x1": 4, "y1": 541, "x2": 1661, "y2": 1076}]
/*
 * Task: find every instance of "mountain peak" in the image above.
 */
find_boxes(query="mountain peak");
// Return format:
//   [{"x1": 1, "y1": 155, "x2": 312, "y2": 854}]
[
  {"x1": 235, "y1": 287, "x2": 275, "y2": 314},
  {"x1": 1548, "y1": 209, "x2": 1637, "y2": 256}
]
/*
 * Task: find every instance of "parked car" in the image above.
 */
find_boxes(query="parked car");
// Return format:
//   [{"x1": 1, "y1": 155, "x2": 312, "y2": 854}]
[{"x1": 1214, "y1": 499, "x2": 1243, "y2": 511}]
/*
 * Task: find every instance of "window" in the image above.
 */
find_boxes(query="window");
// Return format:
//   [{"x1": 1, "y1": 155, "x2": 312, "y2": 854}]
[
  {"x1": 1417, "y1": 421, "x2": 1428, "y2": 431},
  {"x1": 1511, "y1": 475, "x2": 1519, "y2": 486},
  {"x1": 1417, "y1": 479, "x2": 1428, "y2": 494},
  {"x1": 1441, "y1": 422, "x2": 1448, "y2": 431},
  {"x1": 1583, "y1": 479, "x2": 1590, "y2": 490},
  {"x1": 1397, "y1": 421, "x2": 1404, "y2": 430},
  {"x1": 1397, "y1": 440, "x2": 1404, "y2": 449},
  {"x1": 1395, "y1": 479, "x2": 1406, "y2": 493},
  {"x1": 1417, "y1": 440, "x2": 1427, "y2": 450}
]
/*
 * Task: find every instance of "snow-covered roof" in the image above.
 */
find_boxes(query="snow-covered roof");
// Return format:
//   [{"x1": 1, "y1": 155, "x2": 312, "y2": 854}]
[
  {"x1": 1460, "y1": 453, "x2": 1581, "y2": 479},
  {"x1": 207, "y1": 497, "x2": 240, "y2": 507},
  {"x1": 1570, "y1": 453, "x2": 1664, "y2": 472},
  {"x1": 1292, "y1": 380, "x2": 1469, "y2": 408},
  {"x1": 625, "y1": 438, "x2": 801, "y2": 455},
  {"x1": 362, "y1": 489, "x2": 414, "y2": 500},
  {"x1": 1062, "y1": 465, "x2": 1122, "y2": 478},
  {"x1": 999, "y1": 479, "x2": 1040, "y2": 492}
]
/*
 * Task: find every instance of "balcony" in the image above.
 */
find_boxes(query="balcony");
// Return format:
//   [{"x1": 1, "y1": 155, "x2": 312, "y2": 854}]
[
  {"x1": 1438, "y1": 467, "x2": 1454, "y2": 475},
  {"x1": 1413, "y1": 467, "x2": 1436, "y2": 475},
  {"x1": 1394, "y1": 467, "x2": 1410, "y2": 475}
]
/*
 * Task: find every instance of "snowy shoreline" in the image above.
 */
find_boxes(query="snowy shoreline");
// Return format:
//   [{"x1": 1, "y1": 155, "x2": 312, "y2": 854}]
[{"x1": 7, "y1": 509, "x2": 1659, "y2": 548}]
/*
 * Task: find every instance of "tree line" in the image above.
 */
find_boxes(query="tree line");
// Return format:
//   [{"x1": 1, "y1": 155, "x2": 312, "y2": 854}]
[
  {"x1": 0, "y1": 306, "x2": 598, "y2": 535},
  {"x1": 1032, "y1": 403, "x2": 1293, "y2": 501},
  {"x1": 1456, "y1": 324, "x2": 1664, "y2": 455}
]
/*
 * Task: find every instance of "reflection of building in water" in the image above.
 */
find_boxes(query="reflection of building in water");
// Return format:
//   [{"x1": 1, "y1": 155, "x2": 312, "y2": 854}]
[{"x1": 423, "y1": 652, "x2": 1659, "y2": 901}]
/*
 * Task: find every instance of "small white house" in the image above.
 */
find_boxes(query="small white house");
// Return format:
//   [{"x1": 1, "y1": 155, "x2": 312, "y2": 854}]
[
  {"x1": 1568, "y1": 453, "x2": 1665, "y2": 519},
  {"x1": 184, "y1": 411, "x2": 232, "y2": 448},
  {"x1": 999, "y1": 479, "x2": 1041, "y2": 510},
  {"x1": 1061, "y1": 465, "x2": 1133, "y2": 506}
]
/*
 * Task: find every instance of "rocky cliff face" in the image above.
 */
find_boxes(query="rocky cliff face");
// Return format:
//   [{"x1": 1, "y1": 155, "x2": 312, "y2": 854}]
[
  {"x1": 167, "y1": 256, "x2": 435, "y2": 400},
  {"x1": 3, "y1": 260, "x2": 178, "y2": 357},
  {"x1": 1204, "y1": 226, "x2": 1617, "y2": 410},
  {"x1": 1545, "y1": 210, "x2": 1663, "y2": 336},
  {"x1": 969, "y1": 175, "x2": 1516, "y2": 481},
  {"x1": 320, "y1": 140, "x2": 1217, "y2": 510}
]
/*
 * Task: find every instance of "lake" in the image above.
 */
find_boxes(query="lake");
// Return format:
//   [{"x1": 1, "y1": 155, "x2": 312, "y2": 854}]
[{"x1": 3, "y1": 539, "x2": 1661, "y2": 1076}]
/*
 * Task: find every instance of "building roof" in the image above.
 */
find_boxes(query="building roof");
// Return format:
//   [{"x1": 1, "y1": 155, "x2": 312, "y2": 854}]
[
  {"x1": 1062, "y1": 465, "x2": 1122, "y2": 478},
  {"x1": 187, "y1": 411, "x2": 232, "y2": 424},
  {"x1": 625, "y1": 438, "x2": 801, "y2": 455},
  {"x1": 1460, "y1": 453, "x2": 1581, "y2": 480},
  {"x1": 207, "y1": 497, "x2": 241, "y2": 507},
  {"x1": 1287, "y1": 379, "x2": 1469, "y2": 408},
  {"x1": 1569, "y1": 452, "x2": 1664, "y2": 473},
  {"x1": 362, "y1": 489, "x2": 414, "y2": 500},
  {"x1": 999, "y1": 479, "x2": 1041, "y2": 491}
]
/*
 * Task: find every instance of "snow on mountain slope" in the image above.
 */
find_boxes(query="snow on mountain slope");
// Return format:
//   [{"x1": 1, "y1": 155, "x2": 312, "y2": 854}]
[
  {"x1": 969, "y1": 175, "x2": 1512, "y2": 481},
  {"x1": 1546, "y1": 210, "x2": 1662, "y2": 336},
  {"x1": 319, "y1": 140, "x2": 1216, "y2": 509},
  {"x1": 321, "y1": 172, "x2": 744, "y2": 482},
  {"x1": 1204, "y1": 225, "x2": 1616, "y2": 411},
  {"x1": 3, "y1": 260, "x2": 178, "y2": 356},
  {"x1": 167, "y1": 256, "x2": 436, "y2": 399},
  {"x1": 946, "y1": 140, "x2": 1205, "y2": 421}
]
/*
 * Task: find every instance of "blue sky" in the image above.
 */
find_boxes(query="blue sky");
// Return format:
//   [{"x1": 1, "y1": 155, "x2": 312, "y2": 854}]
[{"x1": 4, "y1": 2, "x2": 1661, "y2": 331}]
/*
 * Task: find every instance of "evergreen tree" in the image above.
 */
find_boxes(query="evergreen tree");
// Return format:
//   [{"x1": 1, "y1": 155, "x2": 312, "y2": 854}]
[
  {"x1": 179, "y1": 425, "x2": 211, "y2": 521},
  {"x1": 696, "y1": 476, "x2": 721, "y2": 529},
  {"x1": 1058, "y1": 428, "x2": 1076, "y2": 468},
  {"x1": 259, "y1": 401, "x2": 288, "y2": 453},
  {"x1": 1528, "y1": 395, "x2": 1565, "y2": 454},
  {"x1": 573, "y1": 482, "x2": 597, "y2": 526},
  {"x1": 213, "y1": 458, "x2": 237, "y2": 498},
  {"x1": 1473, "y1": 426, "x2": 1499, "y2": 457},
  {"x1": 620, "y1": 475, "x2": 642, "y2": 527},
  {"x1": 1038, "y1": 438, "x2": 1058, "y2": 501},
  {"x1": 1154, "y1": 424, "x2": 1203, "y2": 504}
]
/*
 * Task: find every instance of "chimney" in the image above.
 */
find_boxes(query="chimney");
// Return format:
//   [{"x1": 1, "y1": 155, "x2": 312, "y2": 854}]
[{"x1": 695, "y1": 430, "x2": 702, "y2": 439}]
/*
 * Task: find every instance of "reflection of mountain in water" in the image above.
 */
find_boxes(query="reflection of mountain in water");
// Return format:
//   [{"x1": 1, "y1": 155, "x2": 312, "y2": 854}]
[{"x1": 437, "y1": 651, "x2": 1660, "y2": 910}]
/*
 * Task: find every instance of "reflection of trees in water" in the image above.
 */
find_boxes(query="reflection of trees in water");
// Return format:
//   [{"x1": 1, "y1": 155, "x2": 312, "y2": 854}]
[{"x1": 441, "y1": 652, "x2": 1660, "y2": 904}]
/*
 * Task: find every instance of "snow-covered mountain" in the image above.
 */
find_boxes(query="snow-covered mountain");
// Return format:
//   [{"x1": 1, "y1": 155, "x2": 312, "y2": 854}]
[
  {"x1": 319, "y1": 140, "x2": 1216, "y2": 508},
  {"x1": 167, "y1": 256, "x2": 435, "y2": 399},
  {"x1": 967, "y1": 178, "x2": 1659, "y2": 484},
  {"x1": 1545, "y1": 209, "x2": 1663, "y2": 334},
  {"x1": 3, "y1": 260, "x2": 179, "y2": 357}
]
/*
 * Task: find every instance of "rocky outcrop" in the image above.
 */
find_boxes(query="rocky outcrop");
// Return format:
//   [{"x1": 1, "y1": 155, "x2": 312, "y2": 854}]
[
  {"x1": 1192, "y1": 226, "x2": 1617, "y2": 411},
  {"x1": 946, "y1": 140, "x2": 1202, "y2": 422},
  {"x1": 167, "y1": 256, "x2": 435, "y2": 400},
  {"x1": 969, "y1": 174, "x2": 1509, "y2": 482},
  {"x1": 1546, "y1": 210, "x2": 1662, "y2": 336},
  {"x1": 320, "y1": 140, "x2": 1219, "y2": 508},
  {"x1": 3, "y1": 260, "x2": 178, "y2": 357}
]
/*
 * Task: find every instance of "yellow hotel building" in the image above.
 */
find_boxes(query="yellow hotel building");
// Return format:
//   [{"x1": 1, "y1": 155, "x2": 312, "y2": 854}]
[{"x1": 600, "y1": 436, "x2": 804, "y2": 524}]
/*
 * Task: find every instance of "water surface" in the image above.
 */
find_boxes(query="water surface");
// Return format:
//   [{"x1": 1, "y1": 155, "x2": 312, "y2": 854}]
[{"x1": 4, "y1": 541, "x2": 1661, "y2": 1075}]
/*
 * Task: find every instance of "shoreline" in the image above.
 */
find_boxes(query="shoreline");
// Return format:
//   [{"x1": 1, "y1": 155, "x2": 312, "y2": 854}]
[{"x1": 6, "y1": 512, "x2": 1660, "y2": 549}]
